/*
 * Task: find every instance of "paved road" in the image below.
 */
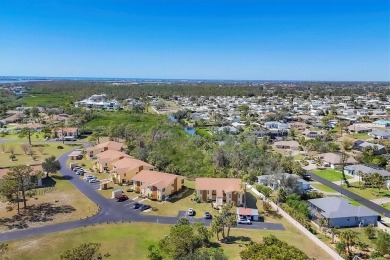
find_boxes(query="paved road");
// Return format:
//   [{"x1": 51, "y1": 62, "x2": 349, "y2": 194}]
[
  {"x1": 308, "y1": 172, "x2": 390, "y2": 218},
  {"x1": 0, "y1": 149, "x2": 284, "y2": 242}
]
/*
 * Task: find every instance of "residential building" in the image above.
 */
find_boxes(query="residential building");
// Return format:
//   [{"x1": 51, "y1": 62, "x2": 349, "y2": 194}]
[
  {"x1": 95, "y1": 150, "x2": 131, "y2": 172},
  {"x1": 195, "y1": 178, "x2": 244, "y2": 207},
  {"x1": 257, "y1": 173, "x2": 310, "y2": 192},
  {"x1": 110, "y1": 158, "x2": 154, "y2": 184},
  {"x1": 344, "y1": 164, "x2": 390, "y2": 178},
  {"x1": 131, "y1": 170, "x2": 184, "y2": 201},
  {"x1": 0, "y1": 164, "x2": 44, "y2": 187},
  {"x1": 353, "y1": 141, "x2": 386, "y2": 155},
  {"x1": 274, "y1": 140, "x2": 300, "y2": 150},
  {"x1": 75, "y1": 94, "x2": 120, "y2": 110},
  {"x1": 236, "y1": 207, "x2": 259, "y2": 221},
  {"x1": 53, "y1": 127, "x2": 80, "y2": 139},
  {"x1": 318, "y1": 153, "x2": 357, "y2": 169},
  {"x1": 369, "y1": 130, "x2": 390, "y2": 139},
  {"x1": 373, "y1": 119, "x2": 390, "y2": 128},
  {"x1": 308, "y1": 197, "x2": 380, "y2": 228},
  {"x1": 85, "y1": 141, "x2": 123, "y2": 158},
  {"x1": 264, "y1": 121, "x2": 289, "y2": 130}
]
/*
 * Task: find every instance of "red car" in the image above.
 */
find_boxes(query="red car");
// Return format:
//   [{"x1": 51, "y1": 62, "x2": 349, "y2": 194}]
[{"x1": 116, "y1": 195, "x2": 129, "y2": 202}]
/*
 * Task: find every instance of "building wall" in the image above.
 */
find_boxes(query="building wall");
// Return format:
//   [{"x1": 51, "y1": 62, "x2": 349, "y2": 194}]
[{"x1": 330, "y1": 216, "x2": 378, "y2": 228}]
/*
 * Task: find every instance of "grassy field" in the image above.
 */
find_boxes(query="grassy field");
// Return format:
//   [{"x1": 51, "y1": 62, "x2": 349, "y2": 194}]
[
  {"x1": 342, "y1": 184, "x2": 390, "y2": 200},
  {"x1": 5, "y1": 221, "x2": 331, "y2": 260},
  {"x1": 311, "y1": 183, "x2": 338, "y2": 193},
  {"x1": 349, "y1": 133, "x2": 371, "y2": 140},
  {"x1": 0, "y1": 141, "x2": 78, "y2": 167},
  {"x1": 0, "y1": 173, "x2": 99, "y2": 232},
  {"x1": 85, "y1": 111, "x2": 166, "y2": 131},
  {"x1": 293, "y1": 154, "x2": 305, "y2": 160},
  {"x1": 383, "y1": 203, "x2": 390, "y2": 210},
  {"x1": 195, "y1": 127, "x2": 212, "y2": 137},
  {"x1": 21, "y1": 93, "x2": 74, "y2": 107},
  {"x1": 312, "y1": 169, "x2": 352, "y2": 182}
]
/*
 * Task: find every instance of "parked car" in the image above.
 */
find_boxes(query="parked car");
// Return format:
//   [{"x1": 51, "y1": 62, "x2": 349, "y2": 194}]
[
  {"x1": 204, "y1": 212, "x2": 212, "y2": 219},
  {"x1": 83, "y1": 175, "x2": 94, "y2": 180},
  {"x1": 187, "y1": 208, "x2": 194, "y2": 216},
  {"x1": 237, "y1": 218, "x2": 251, "y2": 225},
  {"x1": 73, "y1": 167, "x2": 82, "y2": 172},
  {"x1": 133, "y1": 203, "x2": 142, "y2": 209},
  {"x1": 88, "y1": 179, "x2": 99, "y2": 183},
  {"x1": 140, "y1": 204, "x2": 151, "y2": 211},
  {"x1": 116, "y1": 195, "x2": 129, "y2": 202}
]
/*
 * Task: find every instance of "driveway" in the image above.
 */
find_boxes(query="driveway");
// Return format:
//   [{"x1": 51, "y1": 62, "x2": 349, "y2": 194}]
[
  {"x1": 0, "y1": 149, "x2": 284, "y2": 242},
  {"x1": 308, "y1": 172, "x2": 390, "y2": 218}
]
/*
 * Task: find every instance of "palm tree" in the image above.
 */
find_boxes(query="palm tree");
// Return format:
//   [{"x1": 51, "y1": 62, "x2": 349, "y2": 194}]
[
  {"x1": 339, "y1": 230, "x2": 358, "y2": 256},
  {"x1": 357, "y1": 170, "x2": 363, "y2": 188}
]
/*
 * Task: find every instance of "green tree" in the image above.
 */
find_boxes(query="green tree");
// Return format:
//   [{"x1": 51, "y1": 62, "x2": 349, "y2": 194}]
[
  {"x1": 210, "y1": 202, "x2": 237, "y2": 242},
  {"x1": 0, "y1": 243, "x2": 8, "y2": 260},
  {"x1": 239, "y1": 235, "x2": 308, "y2": 260},
  {"x1": 60, "y1": 243, "x2": 109, "y2": 260},
  {"x1": 364, "y1": 225, "x2": 376, "y2": 239},
  {"x1": 42, "y1": 155, "x2": 61, "y2": 178},
  {"x1": 18, "y1": 127, "x2": 35, "y2": 145},
  {"x1": 374, "y1": 230, "x2": 390, "y2": 256},
  {"x1": 370, "y1": 172, "x2": 384, "y2": 195},
  {"x1": 339, "y1": 230, "x2": 359, "y2": 256}
]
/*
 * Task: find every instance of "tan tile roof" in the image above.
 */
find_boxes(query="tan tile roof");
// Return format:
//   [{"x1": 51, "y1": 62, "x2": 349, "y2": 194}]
[
  {"x1": 319, "y1": 153, "x2": 357, "y2": 165},
  {"x1": 111, "y1": 157, "x2": 153, "y2": 172},
  {"x1": 86, "y1": 141, "x2": 123, "y2": 152},
  {"x1": 195, "y1": 178, "x2": 242, "y2": 194},
  {"x1": 274, "y1": 140, "x2": 300, "y2": 148},
  {"x1": 131, "y1": 170, "x2": 180, "y2": 189}
]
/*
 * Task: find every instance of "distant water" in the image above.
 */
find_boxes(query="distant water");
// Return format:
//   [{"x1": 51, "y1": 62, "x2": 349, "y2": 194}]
[{"x1": 168, "y1": 115, "x2": 195, "y2": 135}]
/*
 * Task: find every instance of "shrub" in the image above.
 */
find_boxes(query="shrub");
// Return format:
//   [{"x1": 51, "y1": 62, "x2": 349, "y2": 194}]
[{"x1": 57, "y1": 145, "x2": 64, "y2": 149}]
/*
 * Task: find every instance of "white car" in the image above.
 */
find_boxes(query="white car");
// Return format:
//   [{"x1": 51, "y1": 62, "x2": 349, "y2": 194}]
[
  {"x1": 83, "y1": 175, "x2": 94, "y2": 180},
  {"x1": 237, "y1": 217, "x2": 251, "y2": 225},
  {"x1": 187, "y1": 208, "x2": 194, "y2": 216}
]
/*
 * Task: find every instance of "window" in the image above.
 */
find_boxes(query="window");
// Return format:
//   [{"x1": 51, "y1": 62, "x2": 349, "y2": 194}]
[
  {"x1": 208, "y1": 190, "x2": 209, "y2": 194},
  {"x1": 181, "y1": 179, "x2": 184, "y2": 184},
  {"x1": 162, "y1": 188, "x2": 165, "y2": 192},
  {"x1": 229, "y1": 194, "x2": 232, "y2": 198}
]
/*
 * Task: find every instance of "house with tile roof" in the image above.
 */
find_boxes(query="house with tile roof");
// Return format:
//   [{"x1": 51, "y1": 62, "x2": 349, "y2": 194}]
[
  {"x1": 195, "y1": 178, "x2": 244, "y2": 207},
  {"x1": 85, "y1": 141, "x2": 124, "y2": 158},
  {"x1": 308, "y1": 197, "x2": 379, "y2": 227},
  {"x1": 318, "y1": 152, "x2": 357, "y2": 169},
  {"x1": 130, "y1": 170, "x2": 184, "y2": 201},
  {"x1": 110, "y1": 157, "x2": 154, "y2": 184},
  {"x1": 94, "y1": 150, "x2": 131, "y2": 172}
]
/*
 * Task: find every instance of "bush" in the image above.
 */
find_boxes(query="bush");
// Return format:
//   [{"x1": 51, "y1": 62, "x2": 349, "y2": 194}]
[{"x1": 57, "y1": 145, "x2": 64, "y2": 149}]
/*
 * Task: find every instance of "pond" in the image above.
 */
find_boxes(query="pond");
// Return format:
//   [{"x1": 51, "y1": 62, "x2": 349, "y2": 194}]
[{"x1": 168, "y1": 115, "x2": 195, "y2": 135}]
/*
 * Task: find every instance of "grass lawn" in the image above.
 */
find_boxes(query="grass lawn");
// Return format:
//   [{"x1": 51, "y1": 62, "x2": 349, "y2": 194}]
[
  {"x1": 342, "y1": 184, "x2": 390, "y2": 200},
  {"x1": 312, "y1": 169, "x2": 352, "y2": 182},
  {"x1": 349, "y1": 133, "x2": 371, "y2": 140},
  {"x1": 195, "y1": 127, "x2": 212, "y2": 137},
  {"x1": 293, "y1": 154, "x2": 305, "y2": 160},
  {"x1": 383, "y1": 203, "x2": 390, "y2": 210},
  {"x1": 0, "y1": 141, "x2": 78, "y2": 167},
  {"x1": 5, "y1": 221, "x2": 331, "y2": 260},
  {"x1": 311, "y1": 183, "x2": 338, "y2": 193},
  {"x1": 85, "y1": 111, "x2": 165, "y2": 131},
  {"x1": 21, "y1": 93, "x2": 74, "y2": 107},
  {"x1": 0, "y1": 173, "x2": 99, "y2": 232}
]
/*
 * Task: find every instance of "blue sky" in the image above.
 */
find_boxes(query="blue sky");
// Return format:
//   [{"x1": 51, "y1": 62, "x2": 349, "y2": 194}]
[{"x1": 0, "y1": 0, "x2": 389, "y2": 81}]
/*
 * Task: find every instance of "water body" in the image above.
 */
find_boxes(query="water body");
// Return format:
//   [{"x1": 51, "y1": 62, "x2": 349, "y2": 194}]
[{"x1": 168, "y1": 115, "x2": 195, "y2": 135}]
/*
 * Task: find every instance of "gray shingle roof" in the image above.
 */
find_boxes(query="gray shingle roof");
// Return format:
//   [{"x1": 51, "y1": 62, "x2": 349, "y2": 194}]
[
  {"x1": 308, "y1": 197, "x2": 379, "y2": 219},
  {"x1": 345, "y1": 164, "x2": 390, "y2": 177}
]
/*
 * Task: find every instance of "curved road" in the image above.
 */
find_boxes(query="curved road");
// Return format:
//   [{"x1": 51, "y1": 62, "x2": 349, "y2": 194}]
[
  {"x1": 308, "y1": 172, "x2": 390, "y2": 218},
  {"x1": 0, "y1": 149, "x2": 284, "y2": 242}
]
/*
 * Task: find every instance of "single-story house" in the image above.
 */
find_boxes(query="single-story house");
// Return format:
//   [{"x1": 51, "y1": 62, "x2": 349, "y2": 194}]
[
  {"x1": 68, "y1": 150, "x2": 83, "y2": 160},
  {"x1": 95, "y1": 150, "x2": 131, "y2": 172},
  {"x1": 216, "y1": 126, "x2": 239, "y2": 135},
  {"x1": 257, "y1": 173, "x2": 310, "y2": 192},
  {"x1": 302, "y1": 129, "x2": 325, "y2": 138},
  {"x1": 369, "y1": 130, "x2": 390, "y2": 139},
  {"x1": 318, "y1": 152, "x2": 357, "y2": 169},
  {"x1": 110, "y1": 157, "x2": 154, "y2": 184},
  {"x1": 373, "y1": 119, "x2": 390, "y2": 127},
  {"x1": 353, "y1": 141, "x2": 386, "y2": 155},
  {"x1": 289, "y1": 122, "x2": 308, "y2": 131},
  {"x1": 53, "y1": 127, "x2": 80, "y2": 139},
  {"x1": 0, "y1": 164, "x2": 44, "y2": 187},
  {"x1": 308, "y1": 197, "x2": 380, "y2": 228},
  {"x1": 264, "y1": 121, "x2": 289, "y2": 130},
  {"x1": 347, "y1": 125, "x2": 372, "y2": 134},
  {"x1": 344, "y1": 164, "x2": 390, "y2": 179},
  {"x1": 85, "y1": 141, "x2": 123, "y2": 158},
  {"x1": 274, "y1": 140, "x2": 300, "y2": 150},
  {"x1": 236, "y1": 207, "x2": 259, "y2": 221},
  {"x1": 131, "y1": 170, "x2": 184, "y2": 201},
  {"x1": 195, "y1": 178, "x2": 244, "y2": 207}
]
